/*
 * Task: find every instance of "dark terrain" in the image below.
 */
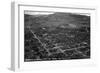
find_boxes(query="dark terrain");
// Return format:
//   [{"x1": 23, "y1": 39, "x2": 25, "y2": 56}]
[{"x1": 24, "y1": 12, "x2": 90, "y2": 62}]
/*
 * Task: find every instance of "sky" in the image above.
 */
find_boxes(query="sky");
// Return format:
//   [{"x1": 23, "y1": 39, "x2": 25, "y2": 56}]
[
  {"x1": 24, "y1": 11, "x2": 55, "y2": 15},
  {"x1": 24, "y1": 11, "x2": 90, "y2": 16}
]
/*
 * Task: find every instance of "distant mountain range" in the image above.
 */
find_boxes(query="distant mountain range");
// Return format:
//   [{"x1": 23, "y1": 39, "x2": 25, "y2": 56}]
[{"x1": 25, "y1": 12, "x2": 90, "y2": 30}]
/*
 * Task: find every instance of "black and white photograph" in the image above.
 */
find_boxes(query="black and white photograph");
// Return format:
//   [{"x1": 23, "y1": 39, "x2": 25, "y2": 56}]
[
  {"x1": 10, "y1": 2, "x2": 97, "y2": 71},
  {"x1": 24, "y1": 11, "x2": 90, "y2": 62}
]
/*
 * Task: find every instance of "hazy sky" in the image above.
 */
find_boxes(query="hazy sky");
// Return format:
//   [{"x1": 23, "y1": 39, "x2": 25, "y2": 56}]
[
  {"x1": 24, "y1": 11, "x2": 90, "y2": 16},
  {"x1": 24, "y1": 11, "x2": 54, "y2": 15}
]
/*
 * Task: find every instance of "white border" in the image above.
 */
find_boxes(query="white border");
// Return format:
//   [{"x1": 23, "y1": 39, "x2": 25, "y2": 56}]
[{"x1": 11, "y1": 2, "x2": 97, "y2": 71}]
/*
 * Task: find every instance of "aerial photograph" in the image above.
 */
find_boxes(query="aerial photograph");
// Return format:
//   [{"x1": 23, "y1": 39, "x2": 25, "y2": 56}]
[{"x1": 24, "y1": 11, "x2": 90, "y2": 62}]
